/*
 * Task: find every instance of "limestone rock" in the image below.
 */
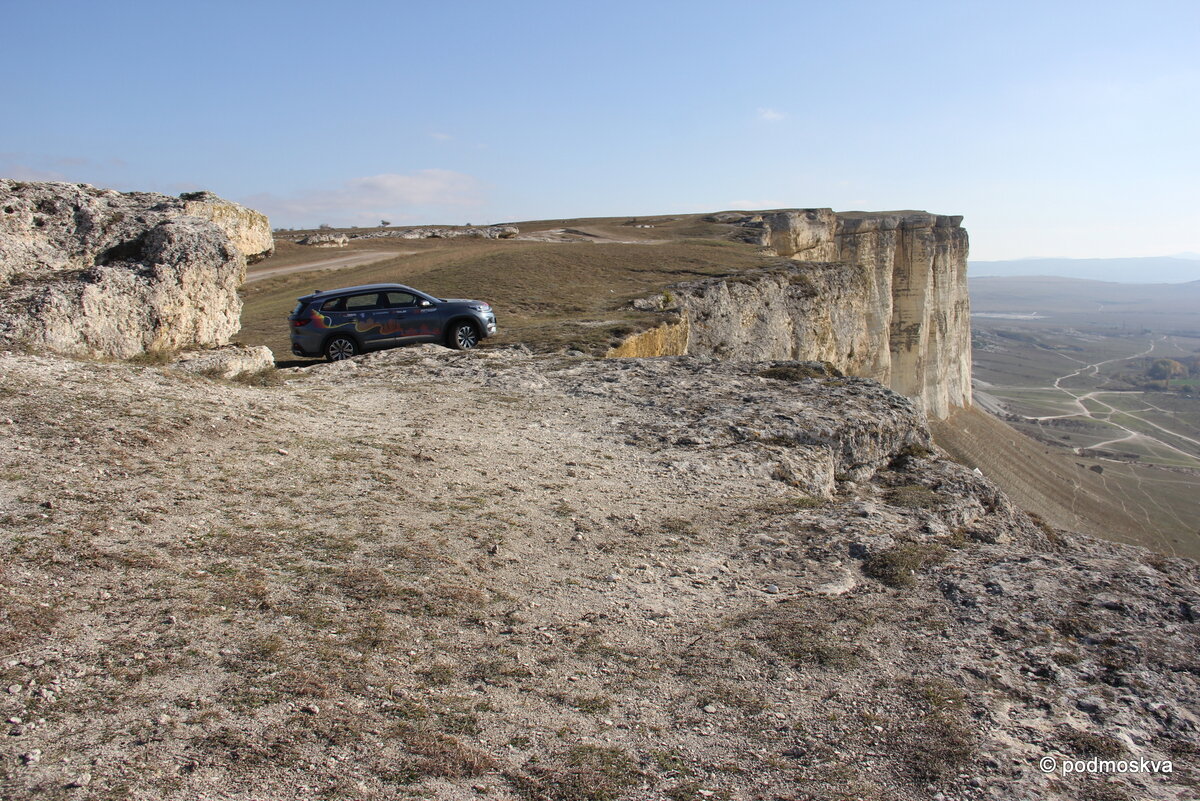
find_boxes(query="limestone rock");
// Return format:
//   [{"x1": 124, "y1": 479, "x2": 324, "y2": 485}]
[
  {"x1": 610, "y1": 209, "x2": 972, "y2": 419},
  {"x1": 0, "y1": 180, "x2": 269, "y2": 359},
  {"x1": 297, "y1": 233, "x2": 349, "y2": 248},
  {"x1": 179, "y1": 191, "x2": 273, "y2": 263},
  {"x1": 760, "y1": 209, "x2": 839, "y2": 259},
  {"x1": 172, "y1": 344, "x2": 275, "y2": 379},
  {"x1": 344, "y1": 224, "x2": 519, "y2": 241}
]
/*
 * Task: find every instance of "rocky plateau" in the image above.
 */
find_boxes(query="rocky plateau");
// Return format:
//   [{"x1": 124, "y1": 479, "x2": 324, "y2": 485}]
[
  {"x1": 0, "y1": 345, "x2": 1196, "y2": 801},
  {"x1": 0, "y1": 185, "x2": 1195, "y2": 801}
]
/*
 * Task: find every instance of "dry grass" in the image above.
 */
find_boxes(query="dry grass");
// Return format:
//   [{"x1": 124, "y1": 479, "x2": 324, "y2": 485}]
[
  {"x1": 512, "y1": 744, "x2": 642, "y2": 801},
  {"x1": 754, "y1": 599, "x2": 874, "y2": 671},
  {"x1": 862, "y1": 543, "x2": 946, "y2": 588},
  {"x1": 1058, "y1": 728, "x2": 1128, "y2": 758},
  {"x1": 396, "y1": 727, "x2": 497, "y2": 778},
  {"x1": 239, "y1": 231, "x2": 773, "y2": 361},
  {"x1": 886, "y1": 484, "x2": 941, "y2": 509},
  {"x1": 758, "y1": 362, "x2": 843, "y2": 381}
]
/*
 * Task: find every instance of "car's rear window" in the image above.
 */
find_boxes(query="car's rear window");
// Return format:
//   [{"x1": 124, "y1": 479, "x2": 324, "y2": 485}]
[
  {"x1": 344, "y1": 294, "x2": 383, "y2": 311},
  {"x1": 291, "y1": 301, "x2": 306, "y2": 316}
]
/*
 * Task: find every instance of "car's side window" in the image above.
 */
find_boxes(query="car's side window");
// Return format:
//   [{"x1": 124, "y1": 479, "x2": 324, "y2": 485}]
[
  {"x1": 321, "y1": 297, "x2": 347, "y2": 312},
  {"x1": 345, "y1": 293, "x2": 382, "y2": 311},
  {"x1": 385, "y1": 292, "x2": 418, "y2": 308}
]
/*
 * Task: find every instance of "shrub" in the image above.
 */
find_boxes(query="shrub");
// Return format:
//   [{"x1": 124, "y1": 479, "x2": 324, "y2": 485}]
[
  {"x1": 513, "y1": 745, "x2": 641, "y2": 801},
  {"x1": 758, "y1": 362, "x2": 842, "y2": 382},
  {"x1": 862, "y1": 543, "x2": 945, "y2": 588},
  {"x1": 887, "y1": 484, "x2": 940, "y2": 509}
]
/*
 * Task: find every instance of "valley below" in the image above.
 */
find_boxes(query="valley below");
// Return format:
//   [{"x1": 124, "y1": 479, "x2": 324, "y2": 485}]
[{"x1": 960, "y1": 276, "x2": 1200, "y2": 559}]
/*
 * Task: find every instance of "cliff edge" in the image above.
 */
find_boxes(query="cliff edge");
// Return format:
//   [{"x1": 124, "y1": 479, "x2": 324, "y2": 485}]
[{"x1": 612, "y1": 209, "x2": 972, "y2": 419}]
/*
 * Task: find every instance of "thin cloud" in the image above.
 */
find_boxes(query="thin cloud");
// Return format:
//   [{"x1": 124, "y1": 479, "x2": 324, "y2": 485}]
[
  {"x1": 0, "y1": 153, "x2": 127, "y2": 184},
  {"x1": 429, "y1": 132, "x2": 452, "y2": 141},
  {"x1": 243, "y1": 170, "x2": 485, "y2": 228},
  {"x1": 1, "y1": 164, "x2": 70, "y2": 181},
  {"x1": 757, "y1": 107, "x2": 786, "y2": 122}
]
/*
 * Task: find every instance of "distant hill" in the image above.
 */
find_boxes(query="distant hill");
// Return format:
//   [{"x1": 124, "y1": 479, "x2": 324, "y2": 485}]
[
  {"x1": 969, "y1": 256, "x2": 1200, "y2": 283},
  {"x1": 970, "y1": 274, "x2": 1200, "y2": 317}
]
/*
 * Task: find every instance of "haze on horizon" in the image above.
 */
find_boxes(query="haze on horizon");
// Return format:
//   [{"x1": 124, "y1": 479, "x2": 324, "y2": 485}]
[{"x1": 3, "y1": 0, "x2": 1198, "y2": 268}]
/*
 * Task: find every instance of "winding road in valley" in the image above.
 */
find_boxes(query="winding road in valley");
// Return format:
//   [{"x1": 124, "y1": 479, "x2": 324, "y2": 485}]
[{"x1": 1006, "y1": 337, "x2": 1200, "y2": 465}]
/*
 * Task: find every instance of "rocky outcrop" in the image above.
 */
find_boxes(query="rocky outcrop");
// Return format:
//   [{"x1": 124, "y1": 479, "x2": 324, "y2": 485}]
[
  {"x1": 613, "y1": 209, "x2": 972, "y2": 419},
  {"x1": 178, "y1": 191, "x2": 273, "y2": 263},
  {"x1": 324, "y1": 224, "x2": 520, "y2": 242},
  {"x1": 297, "y1": 233, "x2": 349, "y2": 248},
  {"x1": 549, "y1": 355, "x2": 934, "y2": 498},
  {"x1": 0, "y1": 181, "x2": 272, "y2": 359}
]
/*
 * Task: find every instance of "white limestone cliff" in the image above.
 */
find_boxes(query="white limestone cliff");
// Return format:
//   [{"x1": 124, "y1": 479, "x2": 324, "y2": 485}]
[{"x1": 610, "y1": 209, "x2": 972, "y2": 419}]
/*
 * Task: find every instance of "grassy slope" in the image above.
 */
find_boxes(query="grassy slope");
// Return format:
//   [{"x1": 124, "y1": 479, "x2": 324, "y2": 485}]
[{"x1": 931, "y1": 406, "x2": 1200, "y2": 560}]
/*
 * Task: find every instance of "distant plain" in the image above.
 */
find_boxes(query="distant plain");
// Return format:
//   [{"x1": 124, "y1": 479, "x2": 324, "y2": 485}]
[{"x1": 959, "y1": 275, "x2": 1200, "y2": 558}]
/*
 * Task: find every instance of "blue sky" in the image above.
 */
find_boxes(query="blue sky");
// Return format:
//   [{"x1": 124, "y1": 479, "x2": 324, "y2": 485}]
[{"x1": 3, "y1": 0, "x2": 1199, "y2": 262}]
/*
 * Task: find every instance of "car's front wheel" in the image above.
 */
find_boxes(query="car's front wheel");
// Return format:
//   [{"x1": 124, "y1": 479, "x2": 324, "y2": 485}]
[
  {"x1": 325, "y1": 335, "x2": 359, "y2": 361},
  {"x1": 448, "y1": 320, "x2": 479, "y2": 350}
]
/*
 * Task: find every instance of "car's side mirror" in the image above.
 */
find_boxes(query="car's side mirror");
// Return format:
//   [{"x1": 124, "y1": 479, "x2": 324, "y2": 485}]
[{"x1": 419, "y1": 299, "x2": 433, "y2": 308}]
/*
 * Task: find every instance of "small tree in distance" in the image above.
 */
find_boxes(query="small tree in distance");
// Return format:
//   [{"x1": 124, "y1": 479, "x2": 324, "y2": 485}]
[
  {"x1": 380, "y1": 220, "x2": 390, "y2": 227},
  {"x1": 1148, "y1": 358, "x2": 1187, "y2": 388}
]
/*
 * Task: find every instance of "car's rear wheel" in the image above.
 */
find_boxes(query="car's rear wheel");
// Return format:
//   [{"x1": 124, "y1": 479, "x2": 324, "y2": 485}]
[
  {"x1": 449, "y1": 320, "x2": 479, "y2": 350},
  {"x1": 325, "y1": 335, "x2": 359, "y2": 361}
]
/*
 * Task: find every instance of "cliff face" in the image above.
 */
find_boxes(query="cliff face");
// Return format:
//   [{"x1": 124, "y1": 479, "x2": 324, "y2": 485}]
[{"x1": 610, "y1": 209, "x2": 972, "y2": 419}]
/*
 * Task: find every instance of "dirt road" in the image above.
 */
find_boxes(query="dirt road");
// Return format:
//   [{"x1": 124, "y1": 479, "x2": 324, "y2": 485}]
[
  {"x1": 1001, "y1": 337, "x2": 1200, "y2": 465},
  {"x1": 245, "y1": 250, "x2": 409, "y2": 284}
]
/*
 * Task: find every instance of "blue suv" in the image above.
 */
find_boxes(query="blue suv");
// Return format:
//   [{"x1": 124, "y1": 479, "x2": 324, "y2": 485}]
[{"x1": 288, "y1": 283, "x2": 497, "y2": 361}]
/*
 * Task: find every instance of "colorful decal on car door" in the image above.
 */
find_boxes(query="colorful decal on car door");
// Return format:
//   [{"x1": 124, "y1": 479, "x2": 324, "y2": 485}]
[{"x1": 309, "y1": 308, "x2": 441, "y2": 338}]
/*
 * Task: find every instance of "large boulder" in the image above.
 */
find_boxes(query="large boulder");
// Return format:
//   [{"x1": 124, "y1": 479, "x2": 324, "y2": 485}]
[
  {"x1": 0, "y1": 180, "x2": 272, "y2": 359},
  {"x1": 178, "y1": 190, "x2": 274, "y2": 263},
  {"x1": 172, "y1": 344, "x2": 276, "y2": 379}
]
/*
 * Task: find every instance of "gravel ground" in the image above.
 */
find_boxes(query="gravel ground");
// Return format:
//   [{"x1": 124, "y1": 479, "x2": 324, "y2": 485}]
[{"x1": 0, "y1": 346, "x2": 1196, "y2": 801}]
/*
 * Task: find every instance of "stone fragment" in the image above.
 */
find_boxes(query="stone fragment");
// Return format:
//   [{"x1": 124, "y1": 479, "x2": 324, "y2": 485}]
[{"x1": 172, "y1": 344, "x2": 276, "y2": 380}]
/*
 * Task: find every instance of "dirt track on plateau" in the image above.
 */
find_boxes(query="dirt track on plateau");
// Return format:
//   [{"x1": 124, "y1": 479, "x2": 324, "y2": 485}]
[{"x1": 245, "y1": 251, "x2": 405, "y2": 284}]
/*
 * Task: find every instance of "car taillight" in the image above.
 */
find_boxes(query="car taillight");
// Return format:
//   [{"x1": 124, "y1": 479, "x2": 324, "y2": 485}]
[{"x1": 291, "y1": 318, "x2": 306, "y2": 327}]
